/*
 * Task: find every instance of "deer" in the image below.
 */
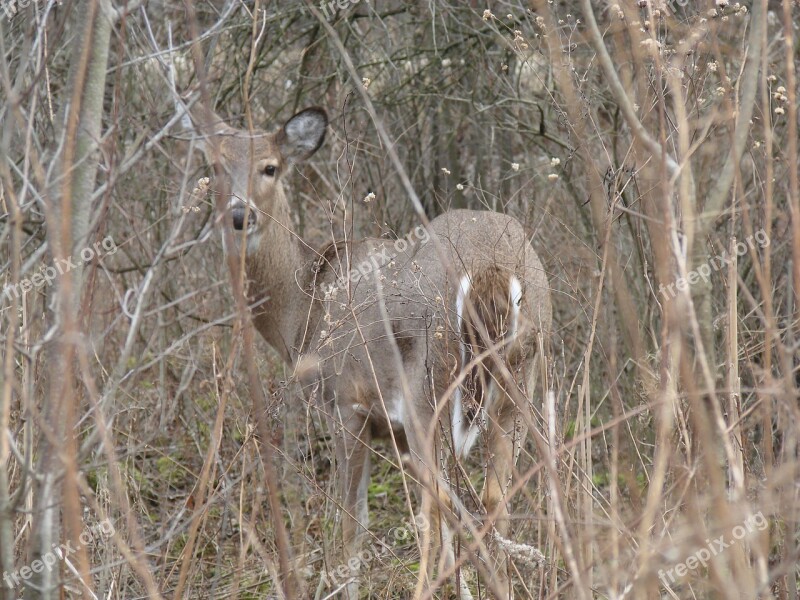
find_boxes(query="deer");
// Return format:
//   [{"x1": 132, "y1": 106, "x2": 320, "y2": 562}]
[{"x1": 180, "y1": 100, "x2": 552, "y2": 600}]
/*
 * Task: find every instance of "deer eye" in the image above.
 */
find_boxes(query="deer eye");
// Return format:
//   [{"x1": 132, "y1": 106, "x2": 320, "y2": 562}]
[{"x1": 264, "y1": 165, "x2": 277, "y2": 177}]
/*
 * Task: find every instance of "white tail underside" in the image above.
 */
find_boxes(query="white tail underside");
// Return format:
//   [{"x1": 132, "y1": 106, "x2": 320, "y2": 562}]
[{"x1": 452, "y1": 273, "x2": 522, "y2": 458}]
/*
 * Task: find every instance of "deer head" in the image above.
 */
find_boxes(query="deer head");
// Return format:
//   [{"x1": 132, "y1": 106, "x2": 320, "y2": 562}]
[{"x1": 186, "y1": 102, "x2": 328, "y2": 252}]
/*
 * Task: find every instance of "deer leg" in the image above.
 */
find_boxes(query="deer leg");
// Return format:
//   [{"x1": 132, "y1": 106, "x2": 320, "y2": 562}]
[
  {"x1": 331, "y1": 405, "x2": 371, "y2": 600},
  {"x1": 403, "y1": 411, "x2": 474, "y2": 600},
  {"x1": 482, "y1": 404, "x2": 522, "y2": 600}
]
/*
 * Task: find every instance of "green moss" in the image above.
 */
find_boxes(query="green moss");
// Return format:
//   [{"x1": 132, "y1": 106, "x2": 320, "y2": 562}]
[
  {"x1": 128, "y1": 465, "x2": 151, "y2": 494},
  {"x1": 232, "y1": 422, "x2": 246, "y2": 443},
  {"x1": 240, "y1": 581, "x2": 272, "y2": 599},
  {"x1": 169, "y1": 532, "x2": 187, "y2": 559},
  {"x1": 565, "y1": 416, "x2": 602, "y2": 440},
  {"x1": 155, "y1": 455, "x2": 186, "y2": 486},
  {"x1": 195, "y1": 392, "x2": 218, "y2": 412},
  {"x1": 369, "y1": 481, "x2": 390, "y2": 497},
  {"x1": 86, "y1": 466, "x2": 108, "y2": 491}
]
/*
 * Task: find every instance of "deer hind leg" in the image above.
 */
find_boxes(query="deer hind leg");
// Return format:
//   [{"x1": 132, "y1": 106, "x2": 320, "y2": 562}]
[
  {"x1": 481, "y1": 398, "x2": 527, "y2": 600},
  {"x1": 430, "y1": 481, "x2": 476, "y2": 600},
  {"x1": 330, "y1": 404, "x2": 372, "y2": 600}
]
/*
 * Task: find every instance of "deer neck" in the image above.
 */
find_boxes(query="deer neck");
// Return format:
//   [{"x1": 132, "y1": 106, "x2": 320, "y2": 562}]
[{"x1": 239, "y1": 196, "x2": 315, "y2": 366}]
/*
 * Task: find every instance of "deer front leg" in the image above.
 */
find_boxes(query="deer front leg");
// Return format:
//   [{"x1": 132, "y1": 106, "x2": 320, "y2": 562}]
[
  {"x1": 330, "y1": 405, "x2": 372, "y2": 600},
  {"x1": 482, "y1": 407, "x2": 525, "y2": 600}
]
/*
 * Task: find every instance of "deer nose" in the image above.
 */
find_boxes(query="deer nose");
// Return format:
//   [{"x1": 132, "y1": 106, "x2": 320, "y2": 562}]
[{"x1": 230, "y1": 205, "x2": 256, "y2": 231}]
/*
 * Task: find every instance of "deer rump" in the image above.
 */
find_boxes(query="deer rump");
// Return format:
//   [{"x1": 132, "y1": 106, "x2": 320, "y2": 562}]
[{"x1": 453, "y1": 267, "x2": 524, "y2": 458}]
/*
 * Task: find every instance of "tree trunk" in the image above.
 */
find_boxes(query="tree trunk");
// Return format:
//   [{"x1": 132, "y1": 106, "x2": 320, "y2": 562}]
[{"x1": 29, "y1": 1, "x2": 114, "y2": 598}]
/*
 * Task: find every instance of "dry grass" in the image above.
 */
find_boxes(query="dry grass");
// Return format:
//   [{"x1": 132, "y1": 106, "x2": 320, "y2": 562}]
[{"x1": 1, "y1": 0, "x2": 798, "y2": 598}]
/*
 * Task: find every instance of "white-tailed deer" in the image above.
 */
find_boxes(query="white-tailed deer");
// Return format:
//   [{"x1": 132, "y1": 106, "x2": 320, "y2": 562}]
[{"x1": 182, "y1": 102, "x2": 552, "y2": 599}]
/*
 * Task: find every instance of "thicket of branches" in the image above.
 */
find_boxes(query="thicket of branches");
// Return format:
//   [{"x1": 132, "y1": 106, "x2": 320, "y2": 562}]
[{"x1": 1, "y1": 0, "x2": 798, "y2": 598}]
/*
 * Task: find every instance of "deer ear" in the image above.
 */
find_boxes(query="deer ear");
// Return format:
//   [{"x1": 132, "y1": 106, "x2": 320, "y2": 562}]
[
  {"x1": 177, "y1": 94, "x2": 234, "y2": 158},
  {"x1": 278, "y1": 108, "x2": 327, "y2": 164}
]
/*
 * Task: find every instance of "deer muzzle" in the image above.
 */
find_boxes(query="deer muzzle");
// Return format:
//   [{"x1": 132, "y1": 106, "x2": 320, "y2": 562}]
[{"x1": 230, "y1": 205, "x2": 256, "y2": 231}]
